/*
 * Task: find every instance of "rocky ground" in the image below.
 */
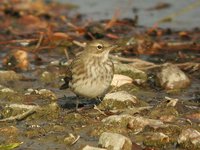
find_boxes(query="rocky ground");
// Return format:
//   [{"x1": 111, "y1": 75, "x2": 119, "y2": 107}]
[{"x1": 0, "y1": 1, "x2": 199, "y2": 150}]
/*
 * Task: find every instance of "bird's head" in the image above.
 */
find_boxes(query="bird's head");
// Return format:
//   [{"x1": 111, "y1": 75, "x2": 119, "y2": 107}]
[{"x1": 84, "y1": 40, "x2": 117, "y2": 59}]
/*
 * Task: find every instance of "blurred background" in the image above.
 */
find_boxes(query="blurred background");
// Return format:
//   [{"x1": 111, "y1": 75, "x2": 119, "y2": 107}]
[{"x1": 60, "y1": 0, "x2": 200, "y2": 29}]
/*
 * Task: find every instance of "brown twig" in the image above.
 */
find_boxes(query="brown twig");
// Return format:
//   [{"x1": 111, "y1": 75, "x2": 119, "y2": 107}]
[
  {"x1": 111, "y1": 55, "x2": 200, "y2": 72},
  {"x1": 72, "y1": 40, "x2": 86, "y2": 47},
  {"x1": 71, "y1": 135, "x2": 80, "y2": 145},
  {"x1": 94, "y1": 105, "x2": 107, "y2": 116},
  {"x1": 0, "y1": 39, "x2": 38, "y2": 45},
  {"x1": 110, "y1": 55, "x2": 156, "y2": 65},
  {"x1": 33, "y1": 45, "x2": 58, "y2": 52},
  {"x1": 0, "y1": 108, "x2": 36, "y2": 122},
  {"x1": 110, "y1": 55, "x2": 138, "y2": 63},
  {"x1": 105, "y1": 8, "x2": 121, "y2": 30},
  {"x1": 0, "y1": 104, "x2": 39, "y2": 122},
  {"x1": 63, "y1": 48, "x2": 70, "y2": 60},
  {"x1": 176, "y1": 62, "x2": 200, "y2": 72},
  {"x1": 35, "y1": 32, "x2": 44, "y2": 50}
]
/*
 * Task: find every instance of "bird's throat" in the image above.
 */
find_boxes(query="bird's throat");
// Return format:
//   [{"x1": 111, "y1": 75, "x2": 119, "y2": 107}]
[{"x1": 90, "y1": 51, "x2": 109, "y2": 63}]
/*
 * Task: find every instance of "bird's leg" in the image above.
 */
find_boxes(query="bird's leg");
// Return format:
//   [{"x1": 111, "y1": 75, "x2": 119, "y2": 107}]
[
  {"x1": 93, "y1": 97, "x2": 103, "y2": 107},
  {"x1": 75, "y1": 96, "x2": 80, "y2": 111},
  {"x1": 74, "y1": 97, "x2": 92, "y2": 112}
]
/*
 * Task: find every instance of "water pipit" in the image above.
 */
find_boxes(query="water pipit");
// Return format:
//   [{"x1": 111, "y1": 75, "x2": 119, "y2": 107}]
[{"x1": 60, "y1": 40, "x2": 117, "y2": 108}]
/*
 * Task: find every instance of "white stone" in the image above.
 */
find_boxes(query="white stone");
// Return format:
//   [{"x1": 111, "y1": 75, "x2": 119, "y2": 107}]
[
  {"x1": 99, "y1": 132, "x2": 132, "y2": 150},
  {"x1": 0, "y1": 88, "x2": 15, "y2": 93},
  {"x1": 111, "y1": 74, "x2": 133, "y2": 87},
  {"x1": 82, "y1": 145, "x2": 106, "y2": 150},
  {"x1": 102, "y1": 114, "x2": 132, "y2": 124},
  {"x1": 148, "y1": 132, "x2": 169, "y2": 142},
  {"x1": 178, "y1": 128, "x2": 200, "y2": 145}
]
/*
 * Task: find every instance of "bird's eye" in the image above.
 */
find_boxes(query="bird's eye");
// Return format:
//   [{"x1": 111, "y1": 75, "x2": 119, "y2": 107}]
[{"x1": 97, "y1": 44, "x2": 103, "y2": 50}]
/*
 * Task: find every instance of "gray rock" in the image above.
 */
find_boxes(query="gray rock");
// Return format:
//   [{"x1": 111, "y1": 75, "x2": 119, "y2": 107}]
[
  {"x1": 157, "y1": 63, "x2": 190, "y2": 90},
  {"x1": 102, "y1": 114, "x2": 167, "y2": 133},
  {"x1": 114, "y1": 62, "x2": 147, "y2": 84},
  {"x1": 99, "y1": 91, "x2": 138, "y2": 109},
  {"x1": 104, "y1": 91, "x2": 138, "y2": 103},
  {"x1": 0, "y1": 70, "x2": 21, "y2": 82}
]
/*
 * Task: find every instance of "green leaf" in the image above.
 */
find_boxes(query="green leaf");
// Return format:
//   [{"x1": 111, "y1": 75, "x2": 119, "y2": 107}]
[{"x1": 0, "y1": 142, "x2": 22, "y2": 150}]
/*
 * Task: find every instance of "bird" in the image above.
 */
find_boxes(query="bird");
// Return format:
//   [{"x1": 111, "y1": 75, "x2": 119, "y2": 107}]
[{"x1": 60, "y1": 40, "x2": 117, "y2": 108}]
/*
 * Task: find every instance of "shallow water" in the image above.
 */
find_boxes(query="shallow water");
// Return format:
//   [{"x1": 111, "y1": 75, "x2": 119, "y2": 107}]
[{"x1": 60, "y1": 0, "x2": 200, "y2": 29}]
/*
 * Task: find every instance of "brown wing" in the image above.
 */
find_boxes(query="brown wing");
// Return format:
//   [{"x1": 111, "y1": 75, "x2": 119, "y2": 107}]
[
  {"x1": 60, "y1": 50, "x2": 87, "y2": 90},
  {"x1": 59, "y1": 52, "x2": 84, "y2": 90},
  {"x1": 59, "y1": 65, "x2": 72, "y2": 90}
]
